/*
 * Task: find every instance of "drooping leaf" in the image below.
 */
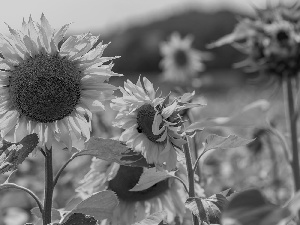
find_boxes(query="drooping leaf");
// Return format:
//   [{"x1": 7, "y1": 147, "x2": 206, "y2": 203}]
[
  {"x1": 207, "y1": 19, "x2": 258, "y2": 48},
  {"x1": 186, "y1": 189, "x2": 235, "y2": 224},
  {"x1": 185, "y1": 197, "x2": 208, "y2": 223},
  {"x1": 133, "y1": 211, "x2": 167, "y2": 225},
  {"x1": 203, "y1": 134, "x2": 254, "y2": 153},
  {"x1": 222, "y1": 189, "x2": 291, "y2": 225},
  {"x1": 0, "y1": 134, "x2": 39, "y2": 174},
  {"x1": 185, "y1": 99, "x2": 270, "y2": 133},
  {"x1": 78, "y1": 137, "x2": 151, "y2": 167},
  {"x1": 61, "y1": 213, "x2": 97, "y2": 225},
  {"x1": 130, "y1": 168, "x2": 176, "y2": 192},
  {"x1": 61, "y1": 190, "x2": 119, "y2": 223},
  {"x1": 31, "y1": 207, "x2": 61, "y2": 221}
]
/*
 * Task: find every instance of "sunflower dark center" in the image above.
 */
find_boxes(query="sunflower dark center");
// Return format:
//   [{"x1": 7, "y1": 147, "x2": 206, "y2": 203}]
[
  {"x1": 136, "y1": 104, "x2": 164, "y2": 143},
  {"x1": 108, "y1": 165, "x2": 169, "y2": 202},
  {"x1": 174, "y1": 49, "x2": 188, "y2": 67},
  {"x1": 276, "y1": 30, "x2": 289, "y2": 42},
  {"x1": 10, "y1": 54, "x2": 81, "y2": 123}
]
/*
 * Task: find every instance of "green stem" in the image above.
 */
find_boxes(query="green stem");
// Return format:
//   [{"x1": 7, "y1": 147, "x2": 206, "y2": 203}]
[
  {"x1": 284, "y1": 77, "x2": 300, "y2": 191},
  {"x1": 268, "y1": 126, "x2": 291, "y2": 164},
  {"x1": 172, "y1": 176, "x2": 189, "y2": 194},
  {"x1": 53, "y1": 153, "x2": 80, "y2": 188},
  {"x1": 187, "y1": 112, "x2": 201, "y2": 182},
  {"x1": 265, "y1": 133, "x2": 280, "y2": 204},
  {"x1": 193, "y1": 150, "x2": 205, "y2": 174},
  {"x1": 43, "y1": 146, "x2": 54, "y2": 225},
  {"x1": 0, "y1": 183, "x2": 43, "y2": 216},
  {"x1": 183, "y1": 139, "x2": 198, "y2": 225}
]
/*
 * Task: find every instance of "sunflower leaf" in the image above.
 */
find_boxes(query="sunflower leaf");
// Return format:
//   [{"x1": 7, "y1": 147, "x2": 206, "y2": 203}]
[
  {"x1": 79, "y1": 137, "x2": 151, "y2": 168},
  {"x1": 133, "y1": 211, "x2": 167, "y2": 225},
  {"x1": 61, "y1": 190, "x2": 119, "y2": 223},
  {"x1": 184, "y1": 99, "x2": 270, "y2": 132},
  {"x1": 130, "y1": 168, "x2": 176, "y2": 192},
  {"x1": 31, "y1": 207, "x2": 61, "y2": 221},
  {"x1": 185, "y1": 189, "x2": 235, "y2": 224},
  {"x1": 203, "y1": 134, "x2": 254, "y2": 153},
  {"x1": 207, "y1": 19, "x2": 257, "y2": 48},
  {"x1": 222, "y1": 189, "x2": 291, "y2": 225},
  {"x1": 0, "y1": 134, "x2": 39, "y2": 174},
  {"x1": 185, "y1": 197, "x2": 209, "y2": 223}
]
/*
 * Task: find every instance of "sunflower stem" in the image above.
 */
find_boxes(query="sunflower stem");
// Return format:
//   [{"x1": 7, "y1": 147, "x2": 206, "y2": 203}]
[
  {"x1": 284, "y1": 76, "x2": 300, "y2": 191},
  {"x1": 187, "y1": 111, "x2": 201, "y2": 183},
  {"x1": 53, "y1": 152, "x2": 80, "y2": 188},
  {"x1": 284, "y1": 76, "x2": 300, "y2": 224},
  {"x1": 183, "y1": 138, "x2": 198, "y2": 225},
  {"x1": 43, "y1": 146, "x2": 54, "y2": 225},
  {"x1": 0, "y1": 183, "x2": 43, "y2": 217}
]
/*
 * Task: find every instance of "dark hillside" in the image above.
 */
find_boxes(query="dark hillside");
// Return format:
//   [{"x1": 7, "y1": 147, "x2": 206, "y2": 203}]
[{"x1": 98, "y1": 10, "x2": 246, "y2": 73}]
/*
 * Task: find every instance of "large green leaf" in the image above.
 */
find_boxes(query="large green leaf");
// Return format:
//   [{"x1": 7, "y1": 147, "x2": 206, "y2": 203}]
[
  {"x1": 185, "y1": 100, "x2": 270, "y2": 133},
  {"x1": 31, "y1": 207, "x2": 61, "y2": 221},
  {"x1": 130, "y1": 168, "x2": 176, "y2": 191},
  {"x1": 222, "y1": 189, "x2": 291, "y2": 225},
  {"x1": 61, "y1": 190, "x2": 119, "y2": 223},
  {"x1": 78, "y1": 137, "x2": 151, "y2": 167},
  {"x1": 203, "y1": 134, "x2": 254, "y2": 153},
  {"x1": 185, "y1": 189, "x2": 235, "y2": 224}
]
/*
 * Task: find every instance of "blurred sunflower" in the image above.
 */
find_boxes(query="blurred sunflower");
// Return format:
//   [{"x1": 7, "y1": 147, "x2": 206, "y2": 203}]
[
  {"x1": 76, "y1": 158, "x2": 188, "y2": 225},
  {"x1": 159, "y1": 32, "x2": 208, "y2": 83},
  {"x1": 209, "y1": 1, "x2": 300, "y2": 79},
  {"x1": 111, "y1": 77, "x2": 201, "y2": 171},
  {"x1": 0, "y1": 14, "x2": 120, "y2": 150}
]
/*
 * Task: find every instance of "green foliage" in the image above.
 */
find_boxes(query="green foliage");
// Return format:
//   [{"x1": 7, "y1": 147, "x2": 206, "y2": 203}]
[
  {"x1": 222, "y1": 189, "x2": 292, "y2": 225},
  {"x1": 79, "y1": 137, "x2": 151, "y2": 167},
  {"x1": 130, "y1": 168, "x2": 176, "y2": 192},
  {"x1": 203, "y1": 134, "x2": 254, "y2": 153},
  {"x1": 185, "y1": 99, "x2": 270, "y2": 132},
  {"x1": 0, "y1": 134, "x2": 39, "y2": 174},
  {"x1": 61, "y1": 190, "x2": 119, "y2": 223},
  {"x1": 185, "y1": 189, "x2": 235, "y2": 224}
]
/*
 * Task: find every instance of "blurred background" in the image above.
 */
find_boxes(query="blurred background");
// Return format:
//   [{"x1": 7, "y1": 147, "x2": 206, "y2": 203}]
[{"x1": 0, "y1": 0, "x2": 295, "y2": 224}]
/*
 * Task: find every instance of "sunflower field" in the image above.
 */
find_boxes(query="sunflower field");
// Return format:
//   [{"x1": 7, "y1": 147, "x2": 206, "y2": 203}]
[{"x1": 1, "y1": 1, "x2": 300, "y2": 225}]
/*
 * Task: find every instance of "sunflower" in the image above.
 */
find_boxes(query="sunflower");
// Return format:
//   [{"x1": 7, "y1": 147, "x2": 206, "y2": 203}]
[
  {"x1": 210, "y1": 2, "x2": 300, "y2": 79},
  {"x1": 159, "y1": 32, "x2": 208, "y2": 83},
  {"x1": 0, "y1": 14, "x2": 120, "y2": 150},
  {"x1": 76, "y1": 158, "x2": 188, "y2": 225},
  {"x1": 111, "y1": 77, "x2": 200, "y2": 171}
]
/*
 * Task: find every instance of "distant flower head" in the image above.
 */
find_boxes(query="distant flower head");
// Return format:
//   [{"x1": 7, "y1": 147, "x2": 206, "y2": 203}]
[
  {"x1": 209, "y1": 1, "x2": 300, "y2": 79},
  {"x1": 160, "y1": 32, "x2": 209, "y2": 83},
  {"x1": 76, "y1": 158, "x2": 188, "y2": 225},
  {"x1": 111, "y1": 77, "x2": 202, "y2": 171},
  {"x1": 0, "y1": 14, "x2": 121, "y2": 150}
]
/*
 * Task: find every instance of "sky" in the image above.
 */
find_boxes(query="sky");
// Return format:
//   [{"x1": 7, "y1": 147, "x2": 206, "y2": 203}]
[{"x1": 0, "y1": 0, "x2": 295, "y2": 34}]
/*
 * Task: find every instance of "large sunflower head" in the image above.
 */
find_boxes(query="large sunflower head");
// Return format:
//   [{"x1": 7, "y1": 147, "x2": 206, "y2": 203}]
[
  {"x1": 0, "y1": 14, "x2": 121, "y2": 150},
  {"x1": 159, "y1": 32, "x2": 208, "y2": 84},
  {"x1": 111, "y1": 77, "x2": 200, "y2": 171},
  {"x1": 76, "y1": 158, "x2": 188, "y2": 225}
]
